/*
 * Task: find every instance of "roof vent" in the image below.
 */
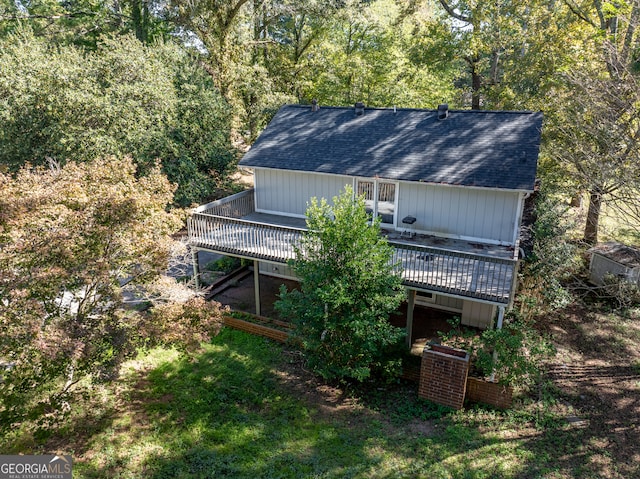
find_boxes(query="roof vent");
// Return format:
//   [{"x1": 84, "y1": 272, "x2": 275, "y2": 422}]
[
  {"x1": 437, "y1": 104, "x2": 449, "y2": 120},
  {"x1": 311, "y1": 98, "x2": 319, "y2": 112},
  {"x1": 355, "y1": 101, "x2": 365, "y2": 116}
]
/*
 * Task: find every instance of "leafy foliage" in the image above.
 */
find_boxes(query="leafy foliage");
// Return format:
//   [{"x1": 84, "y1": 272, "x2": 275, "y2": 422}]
[
  {"x1": 0, "y1": 0, "x2": 171, "y2": 48},
  {"x1": 518, "y1": 185, "x2": 578, "y2": 317},
  {"x1": 439, "y1": 315, "x2": 555, "y2": 387},
  {"x1": 0, "y1": 157, "x2": 221, "y2": 436},
  {"x1": 0, "y1": 29, "x2": 235, "y2": 206},
  {"x1": 146, "y1": 297, "x2": 226, "y2": 352},
  {"x1": 276, "y1": 186, "x2": 406, "y2": 382}
]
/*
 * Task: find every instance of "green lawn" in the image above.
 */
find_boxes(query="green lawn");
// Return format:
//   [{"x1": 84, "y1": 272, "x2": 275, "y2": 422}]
[{"x1": 3, "y1": 325, "x2": 637, "y2": 479}]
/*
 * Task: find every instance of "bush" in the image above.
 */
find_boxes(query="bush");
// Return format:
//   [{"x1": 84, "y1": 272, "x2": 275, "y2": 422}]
[
  {"x1": 276, "y1": 187, "x2": 406, "y2": 382},
  {"x1": 439, "y1": 315, "x2": 555, "y2": 387},
  {"x1": 144, "y1": 297, "x2": 226, "y2": 353},
  {"x1": 205, "y1": 256, "x2": 242, "y2": 275}
]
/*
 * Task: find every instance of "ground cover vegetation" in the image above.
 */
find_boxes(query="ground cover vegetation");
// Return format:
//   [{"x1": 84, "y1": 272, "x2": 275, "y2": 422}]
[
  {"x1": 1, "y1": 320, "x2": 638, "y2": 478},
  {"x1": 1, "y1": 0, "x2": 639, "y2": 476}
]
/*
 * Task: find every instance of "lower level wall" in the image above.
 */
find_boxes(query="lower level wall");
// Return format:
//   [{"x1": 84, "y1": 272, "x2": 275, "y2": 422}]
[
  {"x1": 258, "y1": 260, "x2": 497, "y2": 330},
  {"x1": 258, "y1": 262, "x2": 298, "y2": 280},
  {"x1": 413, "y1": 290, "x2": 495, "y2": 330},
  {"x1": 461, "y1": 301, "x2": 496, "y2": 329}
]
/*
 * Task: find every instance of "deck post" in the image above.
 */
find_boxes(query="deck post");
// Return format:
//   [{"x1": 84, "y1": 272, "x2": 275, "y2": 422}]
[
  {"x1": 191, "y1": 248, "x2": 200, "y2": 290},
  {"x1": 489, "y1": 305, "x2": 506, "y2": 382},
  {"x1": 406, "y1": 288, "x2": 417, "y2": 347},
  {"x1": 254, "y1": 260, "x2": 261, "y2": 316}
]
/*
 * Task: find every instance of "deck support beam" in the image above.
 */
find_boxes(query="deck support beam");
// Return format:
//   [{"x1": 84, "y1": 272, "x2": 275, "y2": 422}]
[
  {"x1": 191, "y1": 248, "x2": 200, "y2": 290},
  {"x1": 254, "y1": 260, "x2": 261, "y2": 316},
  {"x1": 406, "y1": 288, "x2": 417, "y2": 347}
]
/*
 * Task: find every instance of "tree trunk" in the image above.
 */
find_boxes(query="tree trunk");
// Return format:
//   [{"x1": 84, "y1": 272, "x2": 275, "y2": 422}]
[
  {"x1": 584, "y1": 188, "x2": 602, "y2": 245},
  {"x1": 470, "y1": 57, "x2": 481, "y2": 110}
]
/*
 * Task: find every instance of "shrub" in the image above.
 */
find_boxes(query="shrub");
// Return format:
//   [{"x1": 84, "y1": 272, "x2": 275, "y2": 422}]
[
  {"x1": 276, "y1": 187, "x2": 406, "y2": 382},
  {"x1": 439, "y1": 315, "x2": 555, "y2": 387}
]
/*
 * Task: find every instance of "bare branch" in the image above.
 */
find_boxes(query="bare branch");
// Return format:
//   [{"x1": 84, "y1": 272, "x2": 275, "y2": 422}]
[
  {"x1": 563, "y1": 0, "x2": 598, "y2": 28},
  {"x1": 437, "y1": 0, "x2": 472, "y2": 24}
]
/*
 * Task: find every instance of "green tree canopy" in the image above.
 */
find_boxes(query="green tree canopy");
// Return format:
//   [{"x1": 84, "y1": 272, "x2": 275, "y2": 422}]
[
  {"x1": 276, "y1": 186, "x2": 406, "y2": 382},
  {"x1": 0, "y1": 30, "x2": 235, "y2": 206},
  {"x1": 0, "y1": 0, "x2": 171, "y2": 47}
]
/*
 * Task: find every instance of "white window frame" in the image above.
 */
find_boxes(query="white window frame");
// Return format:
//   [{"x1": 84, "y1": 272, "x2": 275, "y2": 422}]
[{"x1": 354, "y1": 178, "x2": 398, "y2": 228}]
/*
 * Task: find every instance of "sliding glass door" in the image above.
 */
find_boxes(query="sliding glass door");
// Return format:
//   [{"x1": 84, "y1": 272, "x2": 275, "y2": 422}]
[{"x1": 356, "y1": 179, "x2": 397, "y2": 226}]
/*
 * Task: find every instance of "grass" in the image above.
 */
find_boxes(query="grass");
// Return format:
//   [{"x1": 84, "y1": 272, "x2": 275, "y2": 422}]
[{"x1": 2, "y1": 322, "x2": 638, "y2": 479}]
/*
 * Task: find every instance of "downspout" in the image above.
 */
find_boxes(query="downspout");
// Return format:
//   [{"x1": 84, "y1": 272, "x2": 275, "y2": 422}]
[{"x1": 511, "y1": 191, "x2": 531, "y2": 250}]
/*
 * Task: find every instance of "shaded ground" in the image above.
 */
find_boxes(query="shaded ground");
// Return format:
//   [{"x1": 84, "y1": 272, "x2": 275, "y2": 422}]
[
  {"x1": 212, "y1": 272, "x2": 640, "y2": 478},
  {"x1": 541, "y1": 303, "x2": 640, "y2": 475},
  {"x1": 10, "y1": 273, "x2": 636, "y2": 478}
]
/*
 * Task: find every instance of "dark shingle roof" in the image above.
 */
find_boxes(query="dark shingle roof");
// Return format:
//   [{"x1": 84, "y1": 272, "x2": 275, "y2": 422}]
[{"x1": 239, "y1": 105, "x2": 543, "y2": 191}]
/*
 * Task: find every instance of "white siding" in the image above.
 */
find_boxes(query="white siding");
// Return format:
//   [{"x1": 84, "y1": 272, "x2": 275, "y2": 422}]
[
  {"x1": 397, "y1": 182, "x2": 520, "y2": 245},
  {"x1": 435, "y1": 295, "x2": 463, "y2": 311},
  {"x1": 589, "y1": 254, "x2": 640, "y2": 286},
  {"x1": 255, "y1": 169, "x2": 352, "y2": 216},
  {"x1": 461, "y1": 301, "x2": 496, "y2": 329},
  {"x1": 259, "y1": 262, "x2": 298, "y2": 280},
  {"x1": 254, "y1": 169, "x2": 521, "y2": 244}
]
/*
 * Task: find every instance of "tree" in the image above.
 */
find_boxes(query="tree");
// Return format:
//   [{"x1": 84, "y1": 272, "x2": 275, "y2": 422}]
[
  {"x1": 276, "y1": 186, "x2": 406, "y2": 382},
  {"x1": 551, "y1": 72, "x2": 640, "y2": 244},
  {"x1": 0, "y1": 157, "x2": 223, "y2": 435},
  {"x1": 0, "y1": 0, "x2": 170, "y2": 47},
  {"x1": 301, "y1": 0, "x2": 456, "y2": 108},
  {"x1": 0, "y1": 30, "x2": 235, "y2": 206},
  {"x1": 163, "y1": 0, "x2": 274, "y2": 106},
  {"x1": 551, "y1": 0, "x2": 640, "y2": 243}
]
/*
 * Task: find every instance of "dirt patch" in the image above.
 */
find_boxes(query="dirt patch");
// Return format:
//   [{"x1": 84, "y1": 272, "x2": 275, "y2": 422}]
[
  {"x1": 272, "y1": 350, "x2": 367, "y2": 418},
  {"x1": 272, "y1": 349, "x2": 438, "y2": 439},
  {"x1": 541, "y1": 303, "x2": 640, "y2": 474}
]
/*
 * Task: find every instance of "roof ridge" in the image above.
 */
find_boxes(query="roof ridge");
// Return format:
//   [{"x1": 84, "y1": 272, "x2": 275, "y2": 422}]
[{"x1": 283, "y1": 104, "x2": 539, "y2": 114}]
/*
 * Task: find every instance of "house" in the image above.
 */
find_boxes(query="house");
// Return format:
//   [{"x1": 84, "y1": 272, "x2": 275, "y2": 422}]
[
  {"x1": 188, "y1": 103, "x2": 543, "y2": 341},
  {"x1": 588, "y1": 242, "x2": 640, "y2": 287}
]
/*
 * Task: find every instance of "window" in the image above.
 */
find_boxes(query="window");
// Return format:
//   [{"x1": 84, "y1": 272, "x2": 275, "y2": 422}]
[
  {"x1": 356, "y1": 179, "x2": 396, "y2": 226},
  {"x1": 416, "y1": 291, "x2": 435, "y2": 304}
]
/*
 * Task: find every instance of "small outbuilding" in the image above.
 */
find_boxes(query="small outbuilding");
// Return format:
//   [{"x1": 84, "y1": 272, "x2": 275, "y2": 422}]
[{"x1": 588, "y1": 242, "x2": 640, "y2": 286}]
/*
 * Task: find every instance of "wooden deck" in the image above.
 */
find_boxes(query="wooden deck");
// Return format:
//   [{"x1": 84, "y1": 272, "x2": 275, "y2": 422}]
[{"x1": 188, "y1": 190, "x2": 518, "y2": 304}]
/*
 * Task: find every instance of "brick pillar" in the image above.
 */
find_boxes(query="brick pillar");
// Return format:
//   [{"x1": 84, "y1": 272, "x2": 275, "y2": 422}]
[{"x1": 419, "y1": 344, "x2": 470, "y2": 410}]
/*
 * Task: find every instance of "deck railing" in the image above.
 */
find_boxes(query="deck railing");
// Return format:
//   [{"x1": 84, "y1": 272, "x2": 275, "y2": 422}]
[
  {"x1": 389, "y1": 243, "x2": 516, "y2": 303},
  {"x1": 188, "y1": 191, "x2": 517, "y2": 304},
  {"x1": 189, "y1": 214, "x2": 305, "y2": 263},
  {"x1": 194, "y1": 188, "x2": 255, "y2": 218}
]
